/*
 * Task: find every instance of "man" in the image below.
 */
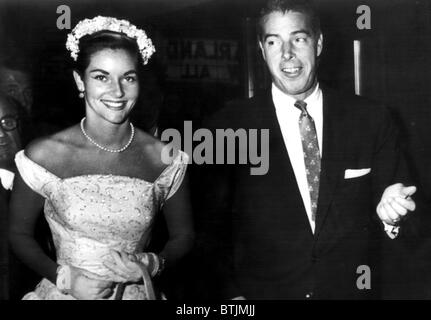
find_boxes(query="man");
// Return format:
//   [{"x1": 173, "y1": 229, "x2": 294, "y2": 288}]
[
  {"x1": 0, "y1": 59, "x2": 35, "y2": 147},
  {"x1": 0, "y1": 94, "x2": 22, "y2": 300},
  {"x1": 0, "y1": 93, "x2": 46, "y2": 300},
  {"x1": 0, "y1": 94, "x2": 22, "y2": 189},
  {"x1": 202, "y1": 0, "x2": 416, "y2": 299}
]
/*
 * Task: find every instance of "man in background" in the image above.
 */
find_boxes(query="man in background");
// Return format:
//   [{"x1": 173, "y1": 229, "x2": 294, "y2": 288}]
[{"x1": 0, "y1": 93, "x2": 22, "y2": 300}]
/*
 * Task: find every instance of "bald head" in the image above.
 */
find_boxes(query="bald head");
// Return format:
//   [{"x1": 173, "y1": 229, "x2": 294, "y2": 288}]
[
  {"x1": 0, "y1": 94, "x2": 17, "y2": 114},
  {"x1": 0, "y1": 66, "x2": 33, "y2": 114}
]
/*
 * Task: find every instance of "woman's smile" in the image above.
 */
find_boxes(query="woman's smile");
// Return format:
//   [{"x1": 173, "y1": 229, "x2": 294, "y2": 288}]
[{"x1": 101, "y1": 99, "x2": 128, "y2": 110}]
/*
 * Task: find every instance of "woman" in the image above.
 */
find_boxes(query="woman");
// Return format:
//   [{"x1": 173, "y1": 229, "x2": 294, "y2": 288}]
[{"x1": 9, "y1": 16, "x2": 194, "y2": 300}]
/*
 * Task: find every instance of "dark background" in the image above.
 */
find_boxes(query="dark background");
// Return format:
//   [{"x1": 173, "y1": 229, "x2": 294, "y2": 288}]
[{"x1": 1, "y1": 0, "x2": 431, "y2": 299}]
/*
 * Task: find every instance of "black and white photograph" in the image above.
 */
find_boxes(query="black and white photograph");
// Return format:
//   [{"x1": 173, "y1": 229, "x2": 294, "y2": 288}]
[{"x1": 0, "y1": 0, "x2": 431, "y2": 308}]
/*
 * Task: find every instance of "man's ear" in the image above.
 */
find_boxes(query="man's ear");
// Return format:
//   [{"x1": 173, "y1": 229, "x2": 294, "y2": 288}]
[
  {"x1": 316, "y1": 33, "x2": 323, "y2": 57},
  {"x1": 72, "y1": 70, "x2": 85, "y2": 92}
]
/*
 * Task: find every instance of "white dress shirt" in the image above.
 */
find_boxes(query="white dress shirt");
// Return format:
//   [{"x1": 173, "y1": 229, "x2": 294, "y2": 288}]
[
  {"x1": 272, "y1": 83, "x2": 323, "y2": 233},
  {"x1": 0, "y1": 168, "x2": 15, "y2": 190}
]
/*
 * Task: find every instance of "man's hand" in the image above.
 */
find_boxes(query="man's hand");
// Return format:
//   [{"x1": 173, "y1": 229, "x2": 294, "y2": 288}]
[{"x1": 377, "y1": 183, "x2": 417, "y2": 226}]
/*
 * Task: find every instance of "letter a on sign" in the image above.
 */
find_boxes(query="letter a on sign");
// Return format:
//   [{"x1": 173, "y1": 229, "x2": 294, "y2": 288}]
[
  {"x1": 356, "y1": 265, "x2": 371, "y2": 290},
  {"x1": 56, "y1": 5, "x2": 71, "y2": 30},
  {"x1": 356, "y1": 5, "x2": 371, "y2": 30}
]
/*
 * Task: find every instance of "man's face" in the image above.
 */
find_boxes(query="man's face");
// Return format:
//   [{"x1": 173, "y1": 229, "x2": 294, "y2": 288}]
[
  {"x1": 259, "y1": 10, "x2": 323, "y2": 101},
  {"x1": 0, "y1": 67, "x2": 33, "y2": 114},
  {"x1": 0, "y1": 97, "x2": 21, "y2": 167}
]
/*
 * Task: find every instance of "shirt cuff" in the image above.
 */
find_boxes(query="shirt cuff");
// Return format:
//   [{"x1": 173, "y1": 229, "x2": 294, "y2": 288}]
[
  {"x1": 0, "y1": 168, "x2": 15, "y2": 190},
  {"x1": 382, "y1": 221, "x2": 400, "y2": 239}
]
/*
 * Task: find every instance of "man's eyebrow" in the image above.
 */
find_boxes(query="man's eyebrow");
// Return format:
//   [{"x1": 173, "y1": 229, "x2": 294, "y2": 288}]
[
  {"x1": 263, "y1": 34, "x2": 280, "y2": 41},
  {"x1": 291, "y1": 29, "x2": 312, "y2": 36},
  {"x1": 263, "y1": 29, "x2": 312, "y2": 41},
  {"x1": 89, "y1": 69, "x2": 109, "y2": 74}
]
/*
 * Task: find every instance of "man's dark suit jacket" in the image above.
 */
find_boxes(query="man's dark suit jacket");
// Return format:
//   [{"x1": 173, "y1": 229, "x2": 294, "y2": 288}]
[
  {"x1": 0, "y1": 186, "x2": 9, "y2": 299},
  {"x1": 201, "y1": 85, "x2": 414, "y2": 300}
]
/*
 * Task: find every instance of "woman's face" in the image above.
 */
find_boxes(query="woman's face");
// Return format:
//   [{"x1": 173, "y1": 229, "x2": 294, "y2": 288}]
[{"x1": 74, "y1": 48, "x2": 140, "y2": 124}]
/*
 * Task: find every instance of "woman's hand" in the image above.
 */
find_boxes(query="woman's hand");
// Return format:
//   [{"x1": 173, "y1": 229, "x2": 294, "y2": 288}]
[
  {"x1": 68, "y1": 266, "x2": 114, "y2": 300},
  {"x1": 134, "y1": 252, "x2": 160, "y2": 277},
  {"x1": 103, "y1": 250, "x2": 146, "y2": 283}
]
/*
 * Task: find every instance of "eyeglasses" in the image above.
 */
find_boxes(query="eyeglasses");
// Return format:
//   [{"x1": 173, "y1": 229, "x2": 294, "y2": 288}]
[{"x1": 0, "y1": 115, "x2": 19, "y2": 131}]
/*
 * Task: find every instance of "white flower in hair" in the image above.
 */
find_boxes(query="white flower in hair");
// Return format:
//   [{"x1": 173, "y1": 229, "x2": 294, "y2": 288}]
[{"x1": 66, "y1": 16, "x2": 156, "y2": 65}]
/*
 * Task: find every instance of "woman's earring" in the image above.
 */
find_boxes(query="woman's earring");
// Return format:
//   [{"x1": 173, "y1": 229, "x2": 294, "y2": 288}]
[{"x1": 79, "y1": 91, "x2": 85, "y2": 98}]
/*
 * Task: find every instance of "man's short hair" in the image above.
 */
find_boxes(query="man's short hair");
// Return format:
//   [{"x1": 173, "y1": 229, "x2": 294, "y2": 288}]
[{"x1": 258, "y1": 0, "x2": 321, "y2": 40}]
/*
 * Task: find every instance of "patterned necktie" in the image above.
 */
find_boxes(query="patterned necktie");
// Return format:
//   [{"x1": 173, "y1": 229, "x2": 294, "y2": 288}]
[{"x1": 294, "y1": 100, "x2": 321, "y2": 222}]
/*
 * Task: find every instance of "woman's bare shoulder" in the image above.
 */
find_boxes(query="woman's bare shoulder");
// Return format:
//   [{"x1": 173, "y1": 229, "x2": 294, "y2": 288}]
[
  {"x1": 134, "y1": 129, "x2": 175, "y2": 168},
  {"x1": 25, "y1": 125, "x2": 80, "y2": 168}
]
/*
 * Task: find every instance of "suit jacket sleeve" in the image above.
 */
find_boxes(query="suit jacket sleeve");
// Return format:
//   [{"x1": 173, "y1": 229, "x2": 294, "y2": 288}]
[{"x1": 370, "y1": 104, "x2": 428, "y2": 239}]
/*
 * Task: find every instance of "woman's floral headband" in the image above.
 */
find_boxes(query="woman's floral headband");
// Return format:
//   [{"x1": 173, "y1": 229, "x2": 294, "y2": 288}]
[{"x1": 66, "y1": 16, "x2": 156, "y2": 65}]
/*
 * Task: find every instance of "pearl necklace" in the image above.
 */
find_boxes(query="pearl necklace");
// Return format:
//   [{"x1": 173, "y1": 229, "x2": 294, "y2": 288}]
[{"x1": 80, "y1": 117, "x2": 135, "y2": 153}]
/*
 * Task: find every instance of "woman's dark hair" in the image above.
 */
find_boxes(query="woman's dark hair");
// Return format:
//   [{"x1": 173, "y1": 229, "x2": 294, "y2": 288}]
[{"x1": 74, "y1": 31, "x2": 143, "y2": 75}]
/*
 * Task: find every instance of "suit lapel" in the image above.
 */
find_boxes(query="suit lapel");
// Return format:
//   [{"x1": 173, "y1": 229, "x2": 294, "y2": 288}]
[
  {"x1": 258, "y1": 92, "x2": 292, "y2": 173},
  {"x1": 314, "y1": 87, "x2": 349, "y2": 238},
  {"x1": 258, "y1": 91, "x2": 314, "y2": 237}
]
